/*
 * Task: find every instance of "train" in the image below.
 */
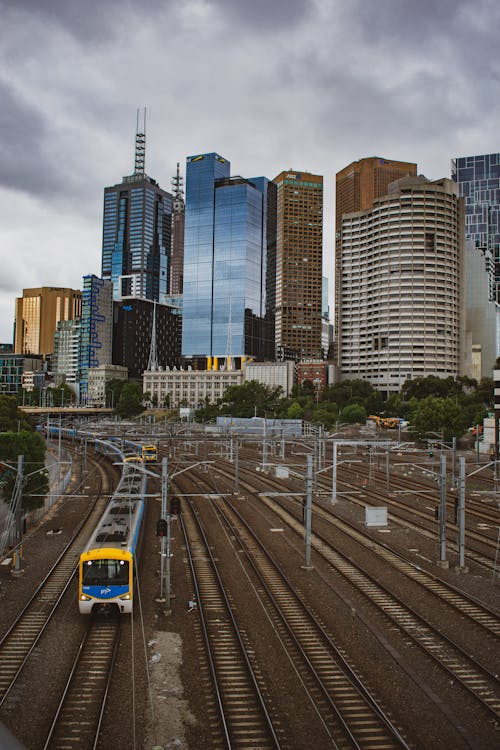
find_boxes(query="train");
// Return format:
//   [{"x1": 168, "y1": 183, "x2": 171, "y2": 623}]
[
  {"x1": 78, "y1": 459, "x2": 147, "y2": 615},
  {"x1": 35, "y1": 424, "x2": 158, "y2": 614}
]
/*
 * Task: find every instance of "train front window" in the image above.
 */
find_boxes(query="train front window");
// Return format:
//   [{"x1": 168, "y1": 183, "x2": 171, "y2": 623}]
[{"x1": 83, "y1": 559, "x2": 129, "y2": 586}]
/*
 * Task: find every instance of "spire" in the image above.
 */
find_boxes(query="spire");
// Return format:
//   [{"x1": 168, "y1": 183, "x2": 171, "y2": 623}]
[
  {"x1": 134, "y1": 107, "x2": 146, "y2": 175},
  {"x1": 147, "y1": 300, "x2": 158, "y2": 371},
  {"x1": 171, "y1": 162, "x2": 184, "y2": 212}
]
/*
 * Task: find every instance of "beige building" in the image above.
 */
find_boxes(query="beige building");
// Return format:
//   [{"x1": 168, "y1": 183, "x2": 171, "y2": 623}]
[
  {"x1": 87, "y1": 364, "x2": 128, "y2": 407},
  {"x1": 273, "y1": 170, "x2": 323, "y2": 359},
  {"x1": 337, "y1": 175, "x2": 465, "y2": 393},
  {"x1": 143, "y1": 367, "x2": 242, "y2": 409},
  {"x1": 14, "y1": 287, "x2": 81, "y2": 357}
]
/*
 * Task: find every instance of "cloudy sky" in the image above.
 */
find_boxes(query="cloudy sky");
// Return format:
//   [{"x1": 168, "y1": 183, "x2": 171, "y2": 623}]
[{"x1": 1, "y1": 0, "x2": 499, "y2": 342}]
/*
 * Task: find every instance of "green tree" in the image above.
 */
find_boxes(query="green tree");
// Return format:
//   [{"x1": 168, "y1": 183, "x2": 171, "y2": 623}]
[
  {"x1": 115, "y1": 382, "x2": 144, "y2": 418},
  {"x1": 409, "y1": 396, "x2": 469, "y2": 441},
  {"x1": 219, "y1": 381, "x2": 283, "y2": 418},
  {"x1": 0, "y1": 430, "x2": 48, "y2": 511},
  {"x1": 0, "y1": 395, "x2": 32, "y2": 432},
  {"x1": 286, "y1": 401, "x2": 303, "y2": 420},
  {"x1": 340, "y1": 403, "x2": 367, "y2": 424},
  {"x1": 106, "y1": 379, "x2": 127, "y2": 409}
]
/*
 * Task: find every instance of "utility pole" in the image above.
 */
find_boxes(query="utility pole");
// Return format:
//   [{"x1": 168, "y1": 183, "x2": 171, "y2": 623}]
[
  {"x1": 303, "y1": 454, "x2": 313, "y2": 569},
  {"x1": 159, "y1": 456, "x2": 171, "y2": 614},
  {"x1": 13, "y1": 455, "x2": 24, "y2": 574},
  {"x1": 438, "y1": 454, "x2": 448, "y2": 567},
  {"x1": 457, "y1": 456, "x2": 466, "y2": 570}
]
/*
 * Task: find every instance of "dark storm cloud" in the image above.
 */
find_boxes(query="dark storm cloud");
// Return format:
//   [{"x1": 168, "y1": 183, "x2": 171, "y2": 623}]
[
  {"x1": 0, "y1": 80, "x2": 60, "y2": 196},
  {"x1": 212, "y1": 0, "x2": 312, "y2": 29},
  {"x1": 0, "y1": 0, "x2": 169, "y2": 41}
]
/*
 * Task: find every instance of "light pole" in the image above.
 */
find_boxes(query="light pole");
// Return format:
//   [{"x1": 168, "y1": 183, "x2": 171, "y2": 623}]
[{"x1": 0, "y1": 456, "x2": 49, "y2": 573}]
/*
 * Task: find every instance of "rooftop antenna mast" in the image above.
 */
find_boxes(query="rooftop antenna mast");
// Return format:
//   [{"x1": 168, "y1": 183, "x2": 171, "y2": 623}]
[
  {"x1": 134, "y1": 107, "x2": 146, "y2": 175},
  {"x1": 171, "y1": 162, "x2": 184, "y2": 202},
  {"x1": 147, "y1": 300, "x2": 158, "y2": 371}
]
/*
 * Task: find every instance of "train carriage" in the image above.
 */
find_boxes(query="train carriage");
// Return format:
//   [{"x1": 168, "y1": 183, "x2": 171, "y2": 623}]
[{"x1": 78, "y1": 464, "x2": 146, "y2": 614}]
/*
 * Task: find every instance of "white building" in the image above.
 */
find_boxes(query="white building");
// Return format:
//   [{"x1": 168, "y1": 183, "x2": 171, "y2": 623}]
[
  {"x1": 143, "y1": 367, "x2": 243, "y2": 408},
  {"x1": 87, "y1": 364, "x2": 128, "y2": 407},
  {"x1": 243, "y1": 361, "x2": 295, "y2": 396},
  {"x1": 337, "y1": 175, "x2": 466, "y2": 393}
]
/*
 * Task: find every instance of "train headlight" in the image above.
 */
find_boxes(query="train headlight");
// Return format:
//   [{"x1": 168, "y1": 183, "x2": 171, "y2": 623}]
[
  {"x1": 119, "y1": 593, "x2": 131, "y2": 600},
  {"x1": 80, "y1": 594, "x2": 91, "y2": 601}
]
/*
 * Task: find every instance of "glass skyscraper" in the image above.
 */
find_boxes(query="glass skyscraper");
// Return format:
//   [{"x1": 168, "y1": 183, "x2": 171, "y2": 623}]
[
  {"x1": 79, "y1": 275, "x2": 113, "y2": 404},
  {"x1": 101, "y1": 136, "x2": 173, "y2": 302},
  {"x1": 182, "y1": 153, "x2": 275, "y2": 363},
  {"x1": 452, "y1": 153, "x2": 500, "y2": 301}
]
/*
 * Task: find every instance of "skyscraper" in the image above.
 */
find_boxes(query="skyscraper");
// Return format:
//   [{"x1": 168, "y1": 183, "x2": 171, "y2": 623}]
[
  {"x1": 273, "y1": 170, "x2": 323, "y2": 360},
  {"x1": 335, "y1": 157, "x2": 417, "y2": 356},
  {"x1": 101, "y1": 117, "x2": 173, "y2": 302},
  {"x1": 79, "y1": 275, "x2": 113, "y2": 403},
  {"x1": 182, "y1": 153, "x2": 275, "y2": 364},
  {"x1": 337, "y1": 176, "x2": 465, "y2": 393},
  {"x1": 452, "y1": 153, "x2": 500, "y2": 301},
  {"x1": 14, "y1": 287, "x2": 81, "y2": 357}
]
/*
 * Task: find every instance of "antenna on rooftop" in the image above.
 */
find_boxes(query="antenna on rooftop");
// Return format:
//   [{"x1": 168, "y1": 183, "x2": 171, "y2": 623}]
[
  {"x1": 134, "y1": 107, "x2": 146, "y2": 175},
  {"x1": 147, "y1": 300, "x2": 158, "y2": 371},
  {"x1": 171, "y1": 162, "x2": 184, "y2": 201}
]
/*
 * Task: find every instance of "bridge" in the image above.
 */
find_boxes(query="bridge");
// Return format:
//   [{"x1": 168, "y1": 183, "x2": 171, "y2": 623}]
[{"x1": 19, "y1": 407, "x2": 114, "y2": 416}]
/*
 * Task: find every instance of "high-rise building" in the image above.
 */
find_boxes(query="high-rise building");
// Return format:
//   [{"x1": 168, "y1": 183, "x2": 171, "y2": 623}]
[
  {"x1": 170, "y1": 163, "x2": 185, "y2": 296},
  {"x1": 101, "y1": 119, "x2": 173, "y2": 302},
  {"x1": 14, "y1": 287, "x2": 81, "y2": 357},
  {"x1": 79, "y1": 275, "x2": 113, "y2": 403},
  {"x1": 451, "y1": 153, "x2": 500, "y2": 301},
  {"x1": 113, "y1": 298, "x2": 181, "y2": 379},
  {"x1": 273, "y1": 170, "x2": 323, "y2": 360},
  {"x1": 335, "y1": 157, "x2": 417, "y2": 356},
  {"x1": 182, "y1": 153, "x2": 275, "y2": 364},
  {"x1": 53, "y1": 318, "x2": 81, "y2": 389},
  {"x1": 337, "y1": 175, "x2": 465, "y2": 393}
]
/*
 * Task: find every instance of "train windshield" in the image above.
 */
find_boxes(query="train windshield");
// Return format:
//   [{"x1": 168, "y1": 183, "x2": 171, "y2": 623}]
[
  {"x1": 82, "y1": 559, "x2": 129, "y2": 586},
  {"x1": 142, "y1": 445, "x2": 157, "y2": 461}
]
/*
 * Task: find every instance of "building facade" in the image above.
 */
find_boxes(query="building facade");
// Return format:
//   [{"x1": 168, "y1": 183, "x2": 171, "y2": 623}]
[
  {"x1": 143, "y1": 367, "x2": 242, "y2": 408},
  {"x1": 14, "y1": 287, "x2": 81, "y2": 357},
  {"x1": 87, "y1": 364, "x2": 128, "y2": 407},
  {"x1": 335, "y1": 157, "x2": 417, "y2": 356},
  {"x1": 452, "y1": 153, "x2": 500, "y2": 302},
  {"x1": 53, "y1": 318, "x2": 81, "y2": 388},
  {"x1": 182, "y1": 153, "x2": 275, "y2": 364},
  {"x1": 0, "y1": 353, "x2": 43, "y2": 395},
  {"x1": 337, "y1": 176, "x2": 465, "y2": 393},
  {"x1": 79, "y1": 275, "x2": 113, "y2": 403},
  {"x1": 243, "y1": 360, "x2": 295, "y2": 396},
  {"x1": 113, "y1": 298, "x2": 181, "y2": 379},
  {"x1": 101, "y1": 128, "x2": 173, "y2": 302},
  {"x1": 273, "y1": 170, "x2": 323, "y2": 360}
]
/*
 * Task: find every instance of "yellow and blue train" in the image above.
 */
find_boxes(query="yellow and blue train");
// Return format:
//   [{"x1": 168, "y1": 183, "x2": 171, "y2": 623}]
[{"x1": 78, "y1": 459, "x2": 147, "y2": 614}]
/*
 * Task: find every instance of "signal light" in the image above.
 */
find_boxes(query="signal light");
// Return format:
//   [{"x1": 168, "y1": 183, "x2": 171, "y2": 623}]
[{"x1": 156, "y1": 518, "x2": 168, "y2": 537}]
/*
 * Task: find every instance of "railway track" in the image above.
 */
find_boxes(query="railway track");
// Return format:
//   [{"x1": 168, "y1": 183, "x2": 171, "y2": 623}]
[
  {"x1": 249, "y1": 484, "x2": 500, "y2": 724},
  {"x1": 43, "y1": 615, "x2": 121, "y2": 750},
  {"x1": 184, "y1": 459, "x2": 500, "y2": 735},
  {"x1": 209, "y1": 493, "x2": 412, "y2": 750},
  {"x1": 180, "y1": 497, "x2": 282, "y2": 750},
  {"x1": 0, "y1": 456, "x2": 111, "y2": 708}
]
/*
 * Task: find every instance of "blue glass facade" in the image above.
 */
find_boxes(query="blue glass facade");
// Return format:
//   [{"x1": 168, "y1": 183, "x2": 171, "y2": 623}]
[
  {"x1": 182, "y1": 154, "x2": 275, "y2": 361},
  {"x1": 79, "y1": 275, "x2": 113, "y2": 404},
  {"x1": 102, "y1": 174, "x2": 172, "y2": 302},
  {"x1": 452, "y1": 153, "x2": 500, "y2": 300}
]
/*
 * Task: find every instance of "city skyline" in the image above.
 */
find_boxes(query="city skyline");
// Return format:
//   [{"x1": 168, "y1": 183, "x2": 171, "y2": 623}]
[{"x1": 1, "y1": 0, "x2": 499, "y2": 341}]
